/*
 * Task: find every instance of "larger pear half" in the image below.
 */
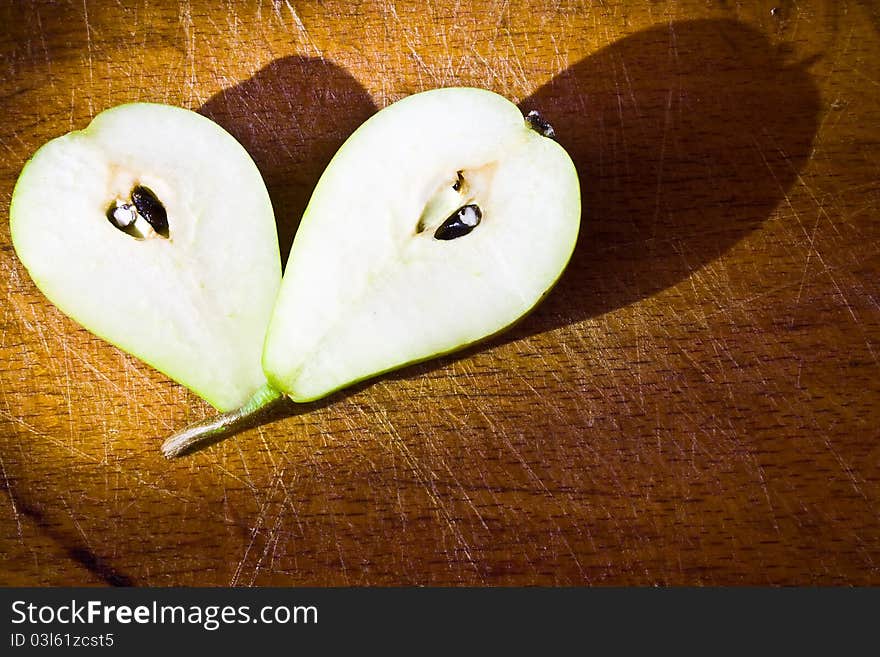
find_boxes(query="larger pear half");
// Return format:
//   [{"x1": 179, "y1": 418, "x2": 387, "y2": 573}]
[
  {"x1": 10, "y1": 103, "x2": 280, "y2": 411},
  {"x1": 262, "y1": 87, "x2": 581, "y2": 402}
]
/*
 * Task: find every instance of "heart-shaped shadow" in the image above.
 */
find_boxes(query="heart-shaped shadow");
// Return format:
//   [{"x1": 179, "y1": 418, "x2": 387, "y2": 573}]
[
  {"x1": 200, "y1": 19, "x2": 820, "y2": 348},
  {"x1": 515, "y1": 18, "x2": 820, "y2": 334},
  {"x1": 174, "y1": 19, "x2": 820, "y2": 452},
  {"x1": 198, "y1": 56, "x2": 379, "y2": 266}
]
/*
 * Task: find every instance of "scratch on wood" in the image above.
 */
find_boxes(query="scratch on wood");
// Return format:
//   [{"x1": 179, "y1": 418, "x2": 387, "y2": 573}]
[
  {"x1": 229, "y1": 466, "x2": 286, "y2": 586},
  {"x1": 370, "y1": 403, "x2": 484, "y2": 580},
  {"x1": 282, "y1": 0, "x2": 324, "y2": 57},
  {"x1": 0, "y1": 454, "x2": 24, "y2": 543},
  {"x1": 81, "y1": 0, "x2": 94, "y2": 114}
]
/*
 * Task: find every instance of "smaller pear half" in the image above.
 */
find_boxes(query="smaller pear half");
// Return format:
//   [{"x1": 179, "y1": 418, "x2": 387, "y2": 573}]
[
  {"x1": 10, "y1": 103, "x2": 280, "y2": 411},
  {"x1": 262, "y1": 88, "x2": 581, "y2": 402}
]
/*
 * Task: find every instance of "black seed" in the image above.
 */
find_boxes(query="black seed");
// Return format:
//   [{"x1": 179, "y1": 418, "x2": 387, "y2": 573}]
[
  {"x1": 434, "y1": 204, "x2": 482, "y2": 241},
  {"x1": 525, "y1": 110, "x2": 556, "y2": 140},
  {"x1": 106, "y1": 203, "x2": 142, "y2": 238},
  {"x1": 108, "y1": 203, "x2": 135, "y2": 228},
  {"x1": 131, "y1": 185, "x2": 169, "y2": 237},
  {"x1": 452, "y1": 171, "x2": 463, "y2": 191}
]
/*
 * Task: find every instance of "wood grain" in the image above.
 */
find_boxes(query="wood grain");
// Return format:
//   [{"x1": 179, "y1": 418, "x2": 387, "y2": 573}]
[{"x1": 1, "y1": 0, "x2": 878, "y2": 585}]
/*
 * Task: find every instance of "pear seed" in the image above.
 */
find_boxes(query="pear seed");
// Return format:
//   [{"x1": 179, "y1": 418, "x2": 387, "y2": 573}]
[
  {"x1": 105, "y1": 186, "x2": 170, "y2": 239},
  {"x1": 131, "y1": 186, "x2": 169, "y2": 238},
  {"x1": 525, "y1": 110, "x2": 555, "y2": 139},
  {"x1": 434, "y1": 204, "x2": 481, "y2": 240},
  {"x1": 109, "y1": 203, "x2": 136, "y2": 228},
  {"x1": 452, "y1": 171, "x2": 463, "y2": 191}
]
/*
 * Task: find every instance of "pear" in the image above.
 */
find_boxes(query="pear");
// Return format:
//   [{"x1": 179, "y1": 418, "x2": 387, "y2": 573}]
[
  {"x1": 162, "y1": 88, "x2": 580, "y2": 457},
  {"x1": 10, "y1": 103, "x2": 281, "y2": 412},
  {"x1": 265, "y1": 87, "x2": 580, "y2": 400}
]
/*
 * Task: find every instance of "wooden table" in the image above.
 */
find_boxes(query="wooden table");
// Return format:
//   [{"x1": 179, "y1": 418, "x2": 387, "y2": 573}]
[{"x1": 1, "y1": 0, "x2": 878, "y2": 586}]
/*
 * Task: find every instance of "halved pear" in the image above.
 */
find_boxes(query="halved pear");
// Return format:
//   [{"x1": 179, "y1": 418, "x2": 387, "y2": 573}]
[
  {"x1": 10, "y1": 103, "x2": 280, "y2": 411},
  {"x1": 162, "y1": 87, "x2": 581, "y2": 457},
  {"x1": 262, "y1": 87, "x2": 580, "y2": 402}
]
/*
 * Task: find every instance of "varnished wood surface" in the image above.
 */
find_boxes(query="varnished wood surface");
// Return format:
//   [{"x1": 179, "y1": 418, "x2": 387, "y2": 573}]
[{"x1": 1, "y1": 0, "x2": 878, "y2": 586}]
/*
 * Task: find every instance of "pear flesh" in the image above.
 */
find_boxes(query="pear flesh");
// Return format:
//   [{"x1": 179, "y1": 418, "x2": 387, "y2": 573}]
[
  {"x1": 10, "y1": 103, "x2": 280, "y2": 411},
  {"x1": 262, "y1": 88, "x2": 581, "y2": 402}
]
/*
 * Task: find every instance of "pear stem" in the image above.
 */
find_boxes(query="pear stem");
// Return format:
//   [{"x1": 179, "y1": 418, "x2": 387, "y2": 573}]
[{"x1": 161, "y1": 384, "x2": 284, "y2": 459}]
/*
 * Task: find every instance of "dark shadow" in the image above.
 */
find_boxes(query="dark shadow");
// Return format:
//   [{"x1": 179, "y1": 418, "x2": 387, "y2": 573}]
[
  {"x1": 199, "y1": 23, "x2": 820, "y2": 340},
  {"x1": 174, "y1": 20, "x2": 821, "y2": 452},
  {"x1": 388, "y1": 18, "x2": 821, "y2": 383},
  {"x1": 198, "y1": 56, "x2": 378, "y2": 266},
  {"x1": 0, "y1": 477, "x2": 134, "y2": 586},
  {"x1": 511, "y1": 18, "x2": 820, "y2": 337}
]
